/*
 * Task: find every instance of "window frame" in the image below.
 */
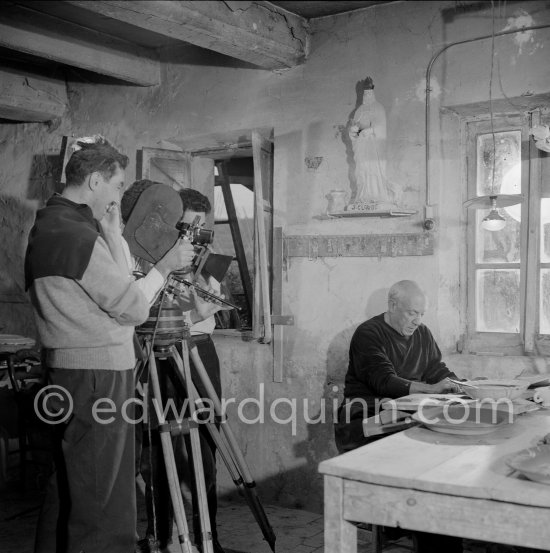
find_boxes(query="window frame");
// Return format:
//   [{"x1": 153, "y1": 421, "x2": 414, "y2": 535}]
[
  {"x1": 213, "y1": 159, "x2": 255, "y2": 332},
  {"x1": 465, "y1": 112, "x2": 547, "y2": 355},
  {"x1": 137, "y1": 132, "x2": 275, "y2": 343}
]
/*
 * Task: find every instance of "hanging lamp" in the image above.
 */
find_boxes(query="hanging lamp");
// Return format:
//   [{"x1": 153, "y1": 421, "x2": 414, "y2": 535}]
[
  {"x1": 462, "y1": 2, "x2": 524, "y2": 231},
  {"x1": 463, "y1": 193, "x2": 522, "y2": 231}
]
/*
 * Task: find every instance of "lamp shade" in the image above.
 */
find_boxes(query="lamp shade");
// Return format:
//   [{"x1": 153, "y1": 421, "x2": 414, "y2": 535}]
[
  {"x1": 463, "y1": 194, "x2": 523, "y2": 209},
  {"x1": 481, "y1": 209, "x2": 506, "y2": 231}
]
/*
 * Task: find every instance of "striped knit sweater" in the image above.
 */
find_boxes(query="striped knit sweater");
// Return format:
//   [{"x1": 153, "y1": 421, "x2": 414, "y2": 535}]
[{"x1": 25, "y1": 195, "x2": 150, "y2": 370}]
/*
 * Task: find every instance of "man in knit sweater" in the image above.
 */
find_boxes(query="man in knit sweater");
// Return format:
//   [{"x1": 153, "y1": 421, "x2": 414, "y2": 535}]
[
  {"x1": 335, "y1": 279, "x2": 460, "y2": 453},
  {"x1": 25, "y1": 137, "x2": 195, "y2": 553},
  {"x1": 335, "y1": 280, "x2": 463, "y2": 553}
]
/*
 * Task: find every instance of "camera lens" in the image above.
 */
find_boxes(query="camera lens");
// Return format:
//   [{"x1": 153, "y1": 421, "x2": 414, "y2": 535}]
[{"x1": 194, "y1": 227, "x2": 214, "y2": 245}]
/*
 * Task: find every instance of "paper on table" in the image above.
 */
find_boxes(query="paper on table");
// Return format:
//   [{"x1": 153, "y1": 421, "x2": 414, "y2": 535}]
[
  {"x1": 362, "y1": 409, "x2": 418, "y2": 438},
  {"x1": 381, "y1": 394, "x2": 474, "y2": 412}
]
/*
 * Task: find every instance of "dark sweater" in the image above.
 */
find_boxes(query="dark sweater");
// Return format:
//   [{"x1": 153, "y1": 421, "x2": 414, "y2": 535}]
[
  {"x1": 344, "y1": 313, "x2": 455, "y2": 406},
  {"x1": 25, "y1": 195, "x2": 99, "y2": 289}
]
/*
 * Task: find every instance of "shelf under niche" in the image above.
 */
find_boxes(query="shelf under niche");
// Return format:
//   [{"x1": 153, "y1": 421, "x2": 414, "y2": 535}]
[{"x1": 320, "y1": 208, "x2": 418, "y2": 219}]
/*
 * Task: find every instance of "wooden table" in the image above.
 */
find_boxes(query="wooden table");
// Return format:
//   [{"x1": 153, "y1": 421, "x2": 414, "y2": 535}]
[{"x1": 319, "y1": 409, "x2": 550, "y2": 552}]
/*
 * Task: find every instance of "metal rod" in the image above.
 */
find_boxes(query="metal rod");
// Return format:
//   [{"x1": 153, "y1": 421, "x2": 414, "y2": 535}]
[
  {"x1": 425, "y1": 24, "x2": 550, "y2": 207},
  {"x1": 170, "y1": 276, "x2": 242, "y2": 311}
]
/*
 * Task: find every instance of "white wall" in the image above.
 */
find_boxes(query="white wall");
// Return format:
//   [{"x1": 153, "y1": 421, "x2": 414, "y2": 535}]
[{"x1": 1, "y1": 0, "x2": 550, "y2": 511}]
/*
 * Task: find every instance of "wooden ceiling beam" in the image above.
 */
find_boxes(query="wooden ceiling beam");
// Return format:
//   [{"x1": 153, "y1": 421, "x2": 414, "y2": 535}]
[
  {"x1": 0, "y1": 3, "x2": 160, "y2": 86},
  {"x1": 63, "y1": 0, "x2": 309, "y2": 69},
  {"x1": 0, "y1": 67, "x2": 68, "y2": 122}
]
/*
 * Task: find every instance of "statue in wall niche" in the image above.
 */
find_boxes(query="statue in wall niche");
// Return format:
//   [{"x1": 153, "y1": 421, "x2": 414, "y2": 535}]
[
  {"x1": 347, "y1": 77, "x2": 396, "y2": 212},
  {"x1": 323, "y1": 77, "x2": 417, "y2": 219}
]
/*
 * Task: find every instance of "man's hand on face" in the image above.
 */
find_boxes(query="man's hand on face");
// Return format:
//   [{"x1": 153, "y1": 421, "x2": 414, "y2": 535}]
[
  {"x1": 155, "y1": 238, "x2": 195, "y2": 278},
  {"x1": 100, "y1": 202, "x2": 122, "y2": 235}
]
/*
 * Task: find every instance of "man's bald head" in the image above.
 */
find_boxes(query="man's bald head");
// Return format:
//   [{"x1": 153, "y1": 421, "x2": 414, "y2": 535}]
[
  {"x1": 388, "y1": 280, "x2": 426, "y2": 305},
  {"x1": 386, "y1": 280, "x2": 427, "y2": 337}
]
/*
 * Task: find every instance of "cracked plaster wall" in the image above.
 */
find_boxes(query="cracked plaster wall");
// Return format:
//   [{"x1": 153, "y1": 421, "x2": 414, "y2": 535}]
[{"x1": 1, "y1": 0, "x2": 550, "y2": 512}]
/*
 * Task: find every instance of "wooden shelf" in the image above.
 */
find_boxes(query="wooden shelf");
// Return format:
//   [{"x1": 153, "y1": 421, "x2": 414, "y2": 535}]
[{"x1": 284, "y1": 232, "x2": 434, "y2": 258}]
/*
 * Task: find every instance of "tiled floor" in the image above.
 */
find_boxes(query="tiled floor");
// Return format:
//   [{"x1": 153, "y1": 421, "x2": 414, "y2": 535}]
[
  {"x1": 0, "y1": 462, "x2": 543, "y2": 553},
  {"x1": 190, "y1": 501, "x2": 412, "y2": 553},
  {"x1": 0, "y1": 476, "x2": 414, "y2": 553}
]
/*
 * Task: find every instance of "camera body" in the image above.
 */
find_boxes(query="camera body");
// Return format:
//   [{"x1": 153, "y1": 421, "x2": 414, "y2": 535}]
[{"x1": 176, "y1": 216, "x2": 214, "y2": 246}]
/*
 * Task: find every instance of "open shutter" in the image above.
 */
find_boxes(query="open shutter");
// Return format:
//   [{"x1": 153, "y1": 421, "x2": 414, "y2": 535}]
[
  {"x1": 189, "y1": 155, "x2": 215, "y2": 228},
  {"x1": 252, "y1": 130, "x2": 273, "y2": 342}
]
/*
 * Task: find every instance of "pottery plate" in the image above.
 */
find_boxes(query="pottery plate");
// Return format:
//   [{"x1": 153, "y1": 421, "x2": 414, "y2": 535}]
[
  {"x1": 412, "y1": 404, "x2": 511, "y2": 436},
  {"x1": 506, "y1": 444, "x2": 550, "y2": 484}
]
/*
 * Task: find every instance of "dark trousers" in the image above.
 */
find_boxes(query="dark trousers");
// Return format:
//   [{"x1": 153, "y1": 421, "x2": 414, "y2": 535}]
[
  {"x1": 334, "y1": 398, "x2": 376, "y2": 454},
  {"x1": 35, "y1": 368, "x2": 135, "y2": 553},
  {"x1": 137, "y1": 337, "x2": 220, "y2": 546}
]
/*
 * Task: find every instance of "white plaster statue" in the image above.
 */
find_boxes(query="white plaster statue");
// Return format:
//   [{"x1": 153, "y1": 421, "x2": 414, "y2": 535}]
[{"x1": 348, "y1": 77, "x2": 393, "y2": 206}]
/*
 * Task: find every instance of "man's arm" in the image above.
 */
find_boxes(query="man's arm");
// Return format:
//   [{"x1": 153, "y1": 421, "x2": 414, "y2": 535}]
[
  {"x1": 351, "y1": 324, "x2": 460, "y2": 397},
  {"x1": 120, "y1": 237, "x2": 195, "y2": 306},
  {"x1": 410, "y1": 378, "x2": 459, "y2": 394},
  {"x1": 103, "y1": 204, "x2": 195, "y2": 305},
  {"x1": 174, "y1": 275, "x2": 232, "y2": 325},
  {"x1": 100, "y1": 203, "x2": 132, "y2": 277},
  {"x1": 413, "y1": 326, "x2": 460, "y2": 393},
  {"x1": 77, "y1": 237, "x2": 150, "y2": 325}
]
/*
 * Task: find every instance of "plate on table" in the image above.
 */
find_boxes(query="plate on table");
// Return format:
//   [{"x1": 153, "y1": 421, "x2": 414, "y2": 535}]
[
  {"x1": 412, "y1": 403, "x2": 512, "y2": 436},
  {"x1": 381, "y1": 394, "x2": 474, "y2": 412},
  {"x1": 459, "y1": 379, "x2": 529, "y2": 400},
  {"x1": 516, "y1": 374, "x2": 550, "y2": 388},
  {"x1": 506, "y1": 444, "x2": 550, "y2": 484}
]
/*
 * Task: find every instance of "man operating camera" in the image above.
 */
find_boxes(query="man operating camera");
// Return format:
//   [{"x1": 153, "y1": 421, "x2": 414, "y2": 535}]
[{"x1": 121, "y1": 181, "x2": 229, "y2": 553}]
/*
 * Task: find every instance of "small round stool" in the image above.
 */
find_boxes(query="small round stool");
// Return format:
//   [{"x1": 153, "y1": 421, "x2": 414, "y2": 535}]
[
  {"x1": 0, "y1": 334, "x2": 36, "y2": 353},
  {"x1": 0, "y1": 334, "x2": 39, "y2": 487}
]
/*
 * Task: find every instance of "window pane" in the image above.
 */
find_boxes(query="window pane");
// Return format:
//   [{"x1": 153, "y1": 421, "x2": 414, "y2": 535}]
[
  {"x1": 213, "y1": 184, "x2": 254, "y2": 329},
  {"x1": 542, "y1": 199, "x2": 550, "y2": 263},
  {"x1": 475, "y1": 210, "x2": 521, "y2": 263},
  {"x1": 476, "y1": 130, "x2": 521, "y2": 196},
  {"x1": 476, "y1": 269, "x2": 520, "y2": 333},
  {"x1": 541, "y1": 269, "x2": 550, "y2": 335}
]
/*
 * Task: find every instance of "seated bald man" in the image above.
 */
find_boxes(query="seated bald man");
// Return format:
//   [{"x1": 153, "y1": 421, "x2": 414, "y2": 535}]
[
  {"x1": 335, "y1": 279, "x2": 460, "y2": 453},
  {"x1": 335, "y1": 280, "x2": 463, "y2": 553}
]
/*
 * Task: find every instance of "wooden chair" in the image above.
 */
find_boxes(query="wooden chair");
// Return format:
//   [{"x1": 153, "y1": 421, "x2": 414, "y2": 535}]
[{"x1": 0, "y1": 338, "x2": 51, "y2": 488}]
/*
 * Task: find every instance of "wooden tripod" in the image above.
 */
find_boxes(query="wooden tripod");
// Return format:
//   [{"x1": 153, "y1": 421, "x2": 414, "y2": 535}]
[
  {"x1": 140, "y1": 333, "x2": 214, "y2": 553},
  {"x1": 138, "y1": 330, "x2": 277, "y2": 553}
]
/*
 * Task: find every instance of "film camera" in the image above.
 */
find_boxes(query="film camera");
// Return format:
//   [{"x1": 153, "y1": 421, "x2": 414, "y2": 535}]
[
  {"x1": 176, "y1": 215, "x2": 214, "y2": 246},
  {"x1": 122, "y1": 183, "x2": 232, "y2": 284},
  {"x1": 171, "y1": 215, "x2": 239, "y2": 310}
]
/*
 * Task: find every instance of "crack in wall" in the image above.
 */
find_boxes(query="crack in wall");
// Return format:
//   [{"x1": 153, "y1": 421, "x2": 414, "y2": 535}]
[{"x1": 221, "y1": 0, "x2": 308, "y2": 53}]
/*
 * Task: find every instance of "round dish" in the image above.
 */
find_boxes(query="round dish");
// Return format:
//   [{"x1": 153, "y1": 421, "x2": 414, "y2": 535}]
[
  {"x1": 412, "y1": 403, "x2": 511, "y2": 435},
  {"x1": 506, "y1": 444, "x2": 550, "y2": 484},
  {"x1": 460, "y1": 379, "x2": 529, "y2": 400}
]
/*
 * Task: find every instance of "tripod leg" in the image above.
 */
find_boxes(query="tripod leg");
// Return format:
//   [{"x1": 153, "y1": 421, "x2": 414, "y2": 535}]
[
  {"x1": 147, "y1": 347, "x2": 194, "y2": 553},
  {"x1": 171, "y1": 342, "x2": 214, "y2": 553},
  {"x1": 171, "y1": 343, "x2": 277, "y2": 552},
  {"x1": 187, "y1": 346, "x2": 257, "y2": 484}
]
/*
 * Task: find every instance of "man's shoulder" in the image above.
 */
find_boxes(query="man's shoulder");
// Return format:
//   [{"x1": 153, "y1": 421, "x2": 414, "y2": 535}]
[
  {"x1": 353, "y1": 313, "x2": 386, "y2": 337},
  {"x1": 416, "y1": 323, "x2": 435, "y2": 338}
]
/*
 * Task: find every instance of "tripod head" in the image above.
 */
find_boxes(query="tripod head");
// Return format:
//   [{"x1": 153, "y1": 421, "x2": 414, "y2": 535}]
[{"x1": 136, "y1": 294, "x2": 188, "y2": 349}]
